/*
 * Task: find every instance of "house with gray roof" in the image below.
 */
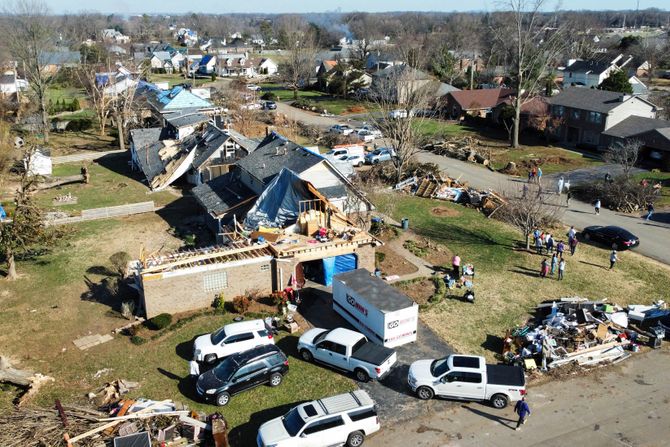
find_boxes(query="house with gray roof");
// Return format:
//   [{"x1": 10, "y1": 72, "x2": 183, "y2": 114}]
[
  {"x1": 602, "y1": 116, "x2": 670, "y2": 168},
  {"x1": 134, "y1": 81, "x2": 216, "y2": 123},
  {"x1": 548, "y1": 87, "x2": 658, "y2": 148}
]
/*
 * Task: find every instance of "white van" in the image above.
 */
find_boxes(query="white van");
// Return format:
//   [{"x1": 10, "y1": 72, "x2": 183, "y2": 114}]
[{"x1": 325, "y1": 144, "x2": 365, "y2": 160}]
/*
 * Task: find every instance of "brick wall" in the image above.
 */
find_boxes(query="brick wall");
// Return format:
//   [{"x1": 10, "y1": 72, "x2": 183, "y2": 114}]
[{"x1": 141, "y1": 258, "x2": 273, "y2": 318}]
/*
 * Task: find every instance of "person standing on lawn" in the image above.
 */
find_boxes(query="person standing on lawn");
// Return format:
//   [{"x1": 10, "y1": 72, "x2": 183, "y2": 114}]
[
  {"x1": 569, "y1": 236, "x2": 578, "y2": 256},
  {"x1": 189, "y1": 356, "x2": 200, "y2": 384},
  {"x1": 535, "y1": 236, "x2": 543, "y2": 254},
  {"x1": 609, "y1": 250, "x2": 618, "y2": 270},
  {"x1": 566, "y1": 190, "x2": 572, "y2": 207},
  {"x1": 558, "y1": 259, "x2": 566, "y2": 280},
  {"x1": 550, "y1": 253, "x2": 558, "y2": 275},
  {"x1": 595, "y1": 199, "x2": 601, "y2": 215},
  {"x1": 556, "y1": 240, "x2": 565, "y2": 258},
  {"x1": 567, "y1": 226, "x2": 576, "y2": 244},
  {"x1": 515, "y1": 397, "x2": 531, "y2": 430},
  {"x1": 452, "y1": 254, "x2": 461, "y2": 278},
  {"x1": 545, "y1": 234, "x2": 554, "y2": 254},
  {"x1": 537, "y1": 166, "x2": 543, "y2": 184},
  {"x1": 540, "y1": 259, "x2": 549, "y2": 278}
]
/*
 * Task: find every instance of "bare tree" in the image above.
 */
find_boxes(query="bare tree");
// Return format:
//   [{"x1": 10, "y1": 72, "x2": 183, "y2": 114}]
[
  {"x1": 277, "y1": 16, "x2": 317, "y2": 101},
  {"x1": 78, "y1": 65, "x2": 114, "y2": 136},
  {"x1": 368, "y1": 66, "x2": 435, "y2": 184},
  {"x1": 497, "y1": 184, "x2": 563, "y2": 249},
  {"x1": 493, "y1": 0, "x2": 567, "y2": 148},
  {"x1": 109, "y1": 69, "x2": 142, "y2": 152},
  {"x1": 4, "y1": 0, "x2": 56, "y2": 143},
  {"x1": 605, "y1": 140, "x2": 641, "y2": 180}
]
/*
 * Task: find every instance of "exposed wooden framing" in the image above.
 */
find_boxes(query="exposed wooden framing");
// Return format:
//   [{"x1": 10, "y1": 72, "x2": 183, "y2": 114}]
[{"x1": 142, "y1": 244, "x2": 270, "y2": 274}]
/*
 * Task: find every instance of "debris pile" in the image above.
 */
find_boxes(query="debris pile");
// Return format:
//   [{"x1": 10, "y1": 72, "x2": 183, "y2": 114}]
[
  {"x1": 423, "y1": 137, "x2": 492, "y2": 166},
  {"x1": 504, "y1": 297, "x2": 667, "y2": 373},
  {"x1": 0, "y1": 393, "x2": 228, "y2": 446},
  {"x1": 395, "y1": 174, "x2": 506, "y2": 217}
]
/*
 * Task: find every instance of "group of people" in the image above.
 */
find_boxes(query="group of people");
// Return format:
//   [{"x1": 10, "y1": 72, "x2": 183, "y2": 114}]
[
  {"x1": 534, "y1": 227, "x2": 581, "y2": 280},
  {"x1": 527, "y1": 166, "x2": 543, "y2": 184}
]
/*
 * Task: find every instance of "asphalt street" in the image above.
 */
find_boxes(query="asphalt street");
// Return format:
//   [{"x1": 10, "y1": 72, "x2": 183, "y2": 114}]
[{"x1": 367, "y1": 348, "x2": 670, "y2": 447}]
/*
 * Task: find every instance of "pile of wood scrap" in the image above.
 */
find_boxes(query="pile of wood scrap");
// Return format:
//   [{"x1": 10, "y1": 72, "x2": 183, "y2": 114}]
[
  {"x1": 0, "y1": 398, "x2": 225, "y2": 447},
  {"x1": 0, "y1": 356, "x2": 54, "y2": 406},
  {"x1": 88, "y1": 379, "x2": 140, "y2": 406},
  {"x1": 503, "y1": 297, "x2": 667, "y2": 374},
  {"x1": 423, "y1": 137, "x2": 491, "y2": 166}
]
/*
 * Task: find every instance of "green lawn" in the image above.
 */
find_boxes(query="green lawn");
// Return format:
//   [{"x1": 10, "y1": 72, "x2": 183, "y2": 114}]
[
  {"x1": 34, "y1": 156, "x2": 177, "y2": 213},
  {"x1": 260, "y1": 83, "x2": 370, "y2": 115},
  {"x1": 372, "y1": 193, "x2": 670, "y2": 358},
  {"x1": 634, "y1": 171, "x2": 670, "y2": 208},
  {"x1": 46, "y1": 86, "x2": 87, "y2": 103},
  {"x1": 149, "y1": 73, "x2": 211, "y2": 88},
  {"x1": 490, "y1": 145, "x2": 605, "y2": 175},
  {"x1": 413, "y1": 119, "x2": 476, "y2": 140}
]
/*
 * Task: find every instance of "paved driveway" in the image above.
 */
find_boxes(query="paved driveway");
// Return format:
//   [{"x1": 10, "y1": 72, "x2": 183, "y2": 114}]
[{"x1": 298, "y1": 286, "x2": 455, "y2": 424}]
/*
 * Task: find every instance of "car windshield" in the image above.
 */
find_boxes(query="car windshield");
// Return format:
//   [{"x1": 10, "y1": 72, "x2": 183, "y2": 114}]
[
  {"x1": 213, "y1": 358, "x2": 238, "y2": 381},
  {"x1": 430, "y1": 358, "x2": 450, "y2": 377},
  {"x1": 210, "y1": 327, "x2": 227, "y2": 345},
  {"x1": 372, "y1": 149, "x2": 382, "y2": 155},
  {"x1": 282, "y1": 407, "x2": 306, "y2": 437},
  {"x1": 313, "y1": 330, "x2": 331, "y2": 344}
]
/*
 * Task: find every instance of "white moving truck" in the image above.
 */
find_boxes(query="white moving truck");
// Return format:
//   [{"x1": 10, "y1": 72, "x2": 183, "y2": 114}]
[{"x1": 332, "y1": 269, "x2": 418, "y2": 348}]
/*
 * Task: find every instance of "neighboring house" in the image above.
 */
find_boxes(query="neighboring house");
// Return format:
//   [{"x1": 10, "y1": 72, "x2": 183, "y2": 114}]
[
  {"x1": 371, "y1": 65, "x2": 434, "y2": 104},
  {"x1": 493, "y1": 96, "x2": 550, "y2": 132},
  {"x1": 0, "y1": 72, "x2": 28, "y2": 98},
  {"x1": 101, "y1": 29, "x2": 130, "y2": 44},
  {"x1": 365, "y1": 51, "x2": 403, "y2": 71},
  {"x1": 602, "y1": 116, "x2": 670, "y2": 168},
  {"x1": 628, "y1": 76, "x2": 649, "y2": 97},
  {"x1": 147, "y1": 42, "x2": 177, "y2": 54},
  {"x1": 175, "y1": 28, "x2": 198, "y2": 47},
  {"x1": 217, "y1": 55, "x2": 257, "y2": 77},
  {"x1": 548, "y1": 87, "x2": 658, "y2": 148},
  {"x1": 96, "y1": 65, "x2": 138, "y2": 97},
  {"x1": 317, "y1": 60, "x2": 338, "y2": 78},
  {"x1": 164, "y1": 110, "x2": 210, "y2": 139},
  {"x1": 562, "y1": 54, "x2": 633, "y2": 88},
  {"x1": 197, "y1": 55, "x2": 217, "y2": 75},
  {"x1": 149, "y1": 51, "x2": 174, "y2": 73},
  {"x1": 39, "y1": 50, "x2": 81, "y2": 72},
  {"x1": 444, "y1": 88, "x2": 515, "y2": 119},
  {"x1": 258, "y1": 58, "x2": 278, "y2": 75},
  {"x1": 134, "y1": 81, "x2": 217, "y2": 124},
  {"x1": 131, "y1": 123, "x2": 258, "y2": 190}
]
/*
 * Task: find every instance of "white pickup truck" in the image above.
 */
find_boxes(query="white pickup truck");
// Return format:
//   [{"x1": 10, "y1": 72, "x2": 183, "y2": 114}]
[
  {"x1": 298, "y1": 328, "x2": 397, "y2": 382},
  {"x1": 408, "y1": 354, "x2": 526, "y2": 409}
]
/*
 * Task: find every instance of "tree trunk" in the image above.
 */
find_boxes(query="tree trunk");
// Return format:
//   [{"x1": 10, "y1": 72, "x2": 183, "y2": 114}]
[
  {"x1": 512, "y1": 97, "x2": 521, "y2": 148},
  {"x1": 293, "y1": 87, "x2": 298, "y2": 101},
  {"x1": 525, "y1": 231, "x2": 530, "y2": 250},
  {"x1": 40, "y1": 99, "x2": 49, "y2": 144},
  {"x1": 6, "y1": 250, "x2": 17, "y2": 280},
  {"x1": 116, "y1": 112, "x2": 125, "y2": 152}
]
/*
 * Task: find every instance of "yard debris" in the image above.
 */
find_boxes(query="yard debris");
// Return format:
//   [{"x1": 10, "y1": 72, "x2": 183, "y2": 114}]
[
  {"x1": 89, "y1": 379, "x2": 140, "y2": 406},
  {"x1": 0, "y1": 355, "x2": 55, "y2": 406},
  {"x1": 503, "y1": 297, "x2": 666, "y2": 374}
]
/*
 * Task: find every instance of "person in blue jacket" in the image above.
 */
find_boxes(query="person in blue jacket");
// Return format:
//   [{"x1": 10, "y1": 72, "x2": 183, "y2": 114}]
[{"x1": 515, "y1": 396, "x2": 531, "y2": 430}]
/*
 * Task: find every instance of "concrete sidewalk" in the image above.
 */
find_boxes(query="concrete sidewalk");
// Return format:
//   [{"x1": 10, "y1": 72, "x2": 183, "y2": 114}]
[
  {"x1": 368, "y1": 348, "x2": 670, "y2": 447},
  {"x1": 416, "y1": 151, "x2": 670, "y2": 265}
]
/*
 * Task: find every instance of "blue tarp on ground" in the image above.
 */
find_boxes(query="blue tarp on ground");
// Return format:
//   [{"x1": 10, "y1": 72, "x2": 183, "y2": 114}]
[
  {"x1": 244, "y1": 168, "x2": 312, "y2": 229},
  {"x1": 322, "y1": 257, "x2": 336, "y2": 286},
  {"x1": 321, "y1": 254, "x2": 357, "y2": 286}
]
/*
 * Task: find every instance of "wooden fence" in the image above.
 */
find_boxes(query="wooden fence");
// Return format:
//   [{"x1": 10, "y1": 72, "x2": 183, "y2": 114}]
[{"x1": 47, "y1": 201, "x2": 155, "y2": 225}]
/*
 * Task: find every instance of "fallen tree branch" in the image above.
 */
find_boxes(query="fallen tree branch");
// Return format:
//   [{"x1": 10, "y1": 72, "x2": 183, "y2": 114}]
[{"x1": 0, "y1": 356, "x2": 54, "y2": 406}]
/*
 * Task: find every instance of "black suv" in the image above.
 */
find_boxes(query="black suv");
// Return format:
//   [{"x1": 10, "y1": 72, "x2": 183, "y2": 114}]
[{"x1": 196, "y1": 344, "x2": 288, "y2": 406}]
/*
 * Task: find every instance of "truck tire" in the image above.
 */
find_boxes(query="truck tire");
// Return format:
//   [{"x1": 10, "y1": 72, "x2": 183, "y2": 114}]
[
  {"x1": 416, "y1": 386, "x2": 434, "y2": 400},
  {"x1": 300, "y1": 349, "x2": 313, "y2": 362},
  {"x1": 354, "y1": 368, "x2": 370, "y2": 382},
  {"x1": 204, "y1": 354, "x2": 217, "y2": 365},
  {"x1": 216, "y1": 392, "x2": 230, "y2": 406},
  {"x1": 346, "y1": 431, "x2": 366, "y2": 447},
  {"x1": 490, "y1": 393, "x2": 509, "y2": 409}
]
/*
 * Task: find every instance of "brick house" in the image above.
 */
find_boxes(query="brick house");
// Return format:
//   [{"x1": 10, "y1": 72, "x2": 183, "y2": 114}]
[{"x1": 547, "y1": 87, "x2": 658, "y2": 148}]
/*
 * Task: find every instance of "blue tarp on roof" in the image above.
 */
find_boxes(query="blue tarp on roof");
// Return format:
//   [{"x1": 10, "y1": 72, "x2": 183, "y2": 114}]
[
  {"x1": 243, "y1": 168, "x2": 312, "y2": 229},
  {"x1": 200, "y1": 55, "x2": 214, "y2": 65}
]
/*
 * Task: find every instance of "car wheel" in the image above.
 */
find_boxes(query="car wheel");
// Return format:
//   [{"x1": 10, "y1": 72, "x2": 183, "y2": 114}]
[
  {"x1": 354, "y1": 369, "x2": 370, "y2": 382},
  {"x1": 373, "y1": 159, "x2": 379, "y2": 165},
  {"x1": 216, "y1": 392, "x2": 230, "y2": 406},
  {"x1": 416, "y1": 386, "x2": 434, "y2": 400},
  {"x1": 269, "y1": 372, "x2": 283, "y2": 387},
  {"x1": 346, "y1": 431, "x2": 366, "y2": 447},
  {"x1": 300, "y1": 349, "x2": 313, "y2": 362},
  {"x1": 490, "y1": 393, "x2": 509, "y2": 409},
  {"x1": 204, "y1": 354, "x2": 217, "y2": 365}
]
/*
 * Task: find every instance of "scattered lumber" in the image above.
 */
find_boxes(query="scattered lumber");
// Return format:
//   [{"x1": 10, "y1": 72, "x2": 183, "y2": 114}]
[{"x1": 0, "y1": 356, "x2": 54, "y2": 406}]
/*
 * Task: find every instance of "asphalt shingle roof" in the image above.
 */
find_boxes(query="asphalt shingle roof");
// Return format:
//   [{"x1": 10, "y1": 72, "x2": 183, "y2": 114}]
[
  {"x1": 565, "y1": 59, "x2": 611, "y2": 75},
  {"x1": 449, "y1": 88, "x2": 515, "y2": 110},
  {"x1": 130, "y1": 127, "x2": 170, "y2": 149},
  {"x1": 133, "y1": 141, "x2": 167, "y2": 183},
  {"x1": 191, "y1": 173, "x2": 256, "y2": 217},
  {"x1": 165, "y1": 111, "x2": 210, "y2": 128},
  {"x1": 39, "y1": 51, "x2": 80, "y2": 66},
  {"x1": 602, "y1": 116, "x2": 670, "y2": 139},
  {"x1": 236, "y1": 132, "x2": 323, "y2": 186},
  {"x1": 549, "y1": 87, "x2": 631, "y2": 113}
]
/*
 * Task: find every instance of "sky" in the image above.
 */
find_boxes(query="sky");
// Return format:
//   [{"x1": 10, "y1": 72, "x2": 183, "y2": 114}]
[{"x1": 45, "y1": 0, "x2": 668, "y2": 15}]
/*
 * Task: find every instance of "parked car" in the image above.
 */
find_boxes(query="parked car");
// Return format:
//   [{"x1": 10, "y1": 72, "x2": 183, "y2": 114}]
[
  {"x1": 581, "y1": 225, "x2": 640, "y2": 250},
  {"x1": 256, "y1": 390, "x2": 380, "y2": 447},
  {"x1": 193, "y1": 319, "x2": 274, "y2": 364},
  {"x1": 241, "y1": 102, "x2": 263, "y2": 110},
  {"x1": 408, "y1": 354, "x2": 526, "y2": 409},
  {"x1": 325, "y1": 145, "x2": 365, "y2": 160},
  {"x1": 338, "y1": 154, "x2": 365, "y2": 167},
  {"x1": 263, "y1": 100, "x2": 277, "y2": 110},
  {"x1": 356, "y1": 125, "x2": 382, "y2": 139},
  {"x1": 196, "y1": 344, "x2": 288, "y2": 406},
  {"x1": 298, "y1": 327, "x2": 397, "y2": 382},
  {"x1": 247, "y1": 84, "x2": 262, "y2": 91},
  {"x1": 388, "y1": 109, "x2": 408, "y2": 119},
  {"x1": 364, "y1": 148, "x2": 395, "y2": 165},
  {"x1": 329, "y1": 124, "x2": 355, "y2": 135},
  {"x1": 357, "y1": 130, "x2": 376, "y2": 143}
]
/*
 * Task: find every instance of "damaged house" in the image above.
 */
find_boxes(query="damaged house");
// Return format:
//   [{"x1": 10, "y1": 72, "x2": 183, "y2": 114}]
[
  {"x1": 130, "y1": 124, "x2": 258, "y2": 190},
  {"x1": 131, "y1": 132, "x2": 378, "y2": 317},
  {"x1": 134, "y1": 81, "x2": 218, "y2": 126}
]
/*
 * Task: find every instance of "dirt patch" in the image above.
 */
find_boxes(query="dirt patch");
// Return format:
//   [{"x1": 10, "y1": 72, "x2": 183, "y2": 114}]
[
  {"x1": 395, "y1": 278, "x2": 435, "y2": 305},
  {"x1": 431, "y1": 206, "x2": 461, "y2": 218},
  {"x1": 376, "y1": 245, "x2": 419, "y2": 276},
  {"x1": 404, "y1": 236, "x2": 453, "y2": 268}
]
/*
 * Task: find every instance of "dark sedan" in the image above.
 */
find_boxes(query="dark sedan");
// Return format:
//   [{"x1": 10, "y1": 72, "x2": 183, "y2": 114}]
[{"x1": 581, "y1": 225, "x2": 640, "y2": 250}]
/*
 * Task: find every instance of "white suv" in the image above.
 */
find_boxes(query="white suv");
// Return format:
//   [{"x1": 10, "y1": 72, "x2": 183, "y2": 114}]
[
  {"x1": 257, "y1": 390, "x2": 380, "y2": 447},
  {"x1": 193, "y1": 319, "x2": 274, "y2": 364}
]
